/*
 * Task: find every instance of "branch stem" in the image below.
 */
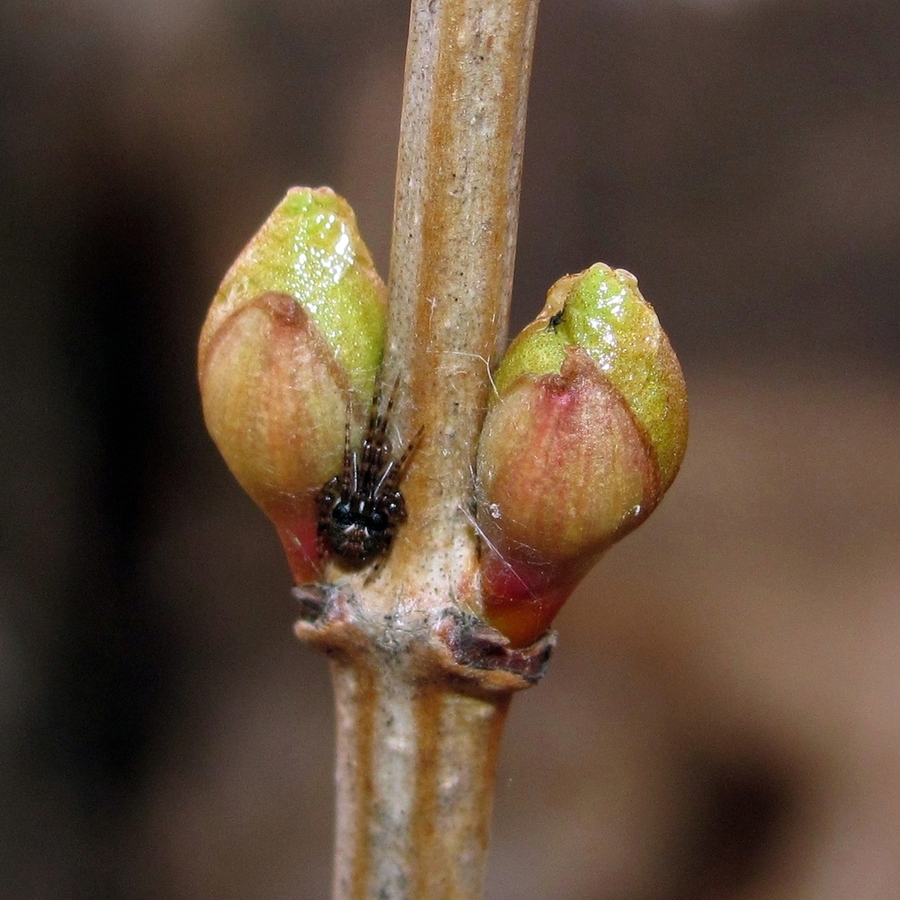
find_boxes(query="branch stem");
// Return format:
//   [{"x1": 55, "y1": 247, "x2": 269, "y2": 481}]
[
  {"x1": 383, "y1": 0, "x2": 539, "y2": 603},
  {"x1": 331, "y1": 658, "x2": 510, "y2": 900},
  {"x1": 317, "y1": 1, "x2": 541, "y2": 898}
]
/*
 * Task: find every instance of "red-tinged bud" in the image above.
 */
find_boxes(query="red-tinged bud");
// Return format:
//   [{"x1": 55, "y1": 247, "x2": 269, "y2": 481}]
[
  {"x1": 477, "y1": 264, "x2": 688, "y2": 646},
  {"x1": 198, "y1": 188, "x2": 387, "y2": 582}
]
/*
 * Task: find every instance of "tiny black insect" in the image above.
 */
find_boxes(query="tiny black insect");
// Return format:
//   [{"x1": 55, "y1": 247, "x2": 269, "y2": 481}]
[
  {"x1": 547, "y1": 308, "x2": 565, "y2": 330},
  {"x1": 316, "y1": 379, "x2": 419, "y2": 568}
]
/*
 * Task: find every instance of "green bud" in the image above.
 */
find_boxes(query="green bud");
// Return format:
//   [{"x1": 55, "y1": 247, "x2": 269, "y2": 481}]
[
  {"x1": 477, "y1": 264, "x2": 688, "y2": 646},
  {"x1": 204, "y1": 187, "x2": 386, "y2": 399},
  {"x1": 493, "y1": 263, "x2": 687, "y2": 492},
  {"x1": 198, "y1": 188, "x2": 387, "y2": 582}
]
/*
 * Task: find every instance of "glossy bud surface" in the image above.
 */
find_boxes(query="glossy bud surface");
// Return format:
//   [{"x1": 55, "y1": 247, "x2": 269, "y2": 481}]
[
  {"x1": 199, "y1": 188, "x2": 387, "y2": 581},
  {"x1": 477, "y1": 264, "x2": 688, "y2": 646}
]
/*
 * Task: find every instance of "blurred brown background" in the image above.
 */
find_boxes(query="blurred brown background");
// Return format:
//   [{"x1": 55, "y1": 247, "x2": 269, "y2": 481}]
[{"x1": 1, "y1": 1, "x2": 899, "y2": 898}]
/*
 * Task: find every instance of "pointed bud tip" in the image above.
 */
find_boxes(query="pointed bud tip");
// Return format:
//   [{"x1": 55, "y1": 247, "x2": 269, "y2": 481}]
[{"x1": 201, "y1": 186, "x2": 387, "y2": 401}]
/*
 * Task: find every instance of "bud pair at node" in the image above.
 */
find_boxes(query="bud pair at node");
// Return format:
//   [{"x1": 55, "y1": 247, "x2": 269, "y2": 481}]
[{"x1": 198, "y1": 188, "x2": 688, "y2": 647}]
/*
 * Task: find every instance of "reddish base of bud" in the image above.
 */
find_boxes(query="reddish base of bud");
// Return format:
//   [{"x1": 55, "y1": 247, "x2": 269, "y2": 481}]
[
  {"x1": 265, "y1": 496, "x2": 323, "y2": 584},
  {"x1": 480, "y1": 549, "x2": 583, "y2": 648},
  {"x1": 483, "y1": 593, "x2": 568, "y2": 649}
]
